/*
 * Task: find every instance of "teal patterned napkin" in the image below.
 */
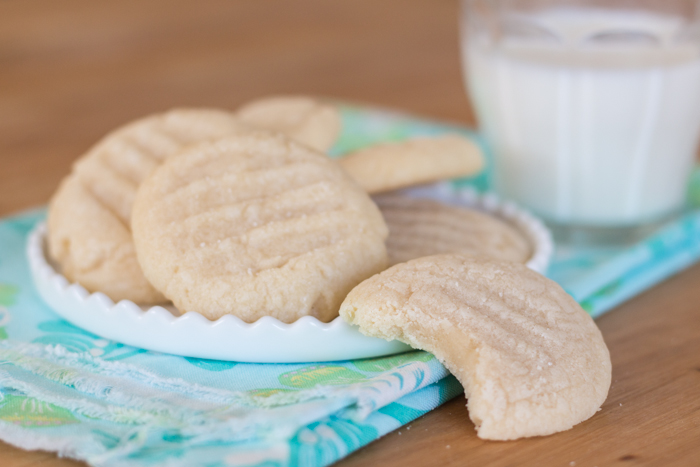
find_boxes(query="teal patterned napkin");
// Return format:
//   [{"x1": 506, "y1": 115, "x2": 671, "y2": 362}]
[{"x1": 0, "y1": 105, "x2": 699, "y2": 467}]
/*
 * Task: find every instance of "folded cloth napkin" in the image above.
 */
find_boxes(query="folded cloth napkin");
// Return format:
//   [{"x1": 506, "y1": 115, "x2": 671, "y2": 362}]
[{"x1": 0, "y1": 106, "x2": 699, "y2": 467}]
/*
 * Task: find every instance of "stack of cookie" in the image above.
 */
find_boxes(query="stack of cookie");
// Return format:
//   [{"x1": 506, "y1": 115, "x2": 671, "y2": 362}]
[
  {"x1": 47, "y1": 96, "x2": 487, "y2": 319},
  {"x1": 46, "y1": 96, "x2": 611, "y2": 441}
]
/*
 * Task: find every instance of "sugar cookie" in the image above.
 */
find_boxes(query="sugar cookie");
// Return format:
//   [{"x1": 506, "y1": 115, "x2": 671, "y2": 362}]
[
  {"x1": 338, "y1": 135, "x2": 484, "y2": 194},
  {"x1": 236, "y1": 96, "x2": 341, "y2": 152},
  {"x1": 340, "y1": 255, "x2": 611, "y2": 440},
  {"x1": 48, "y1": 108, "x2": 249, "y2": 304},
  {"x1": 131, "y1": 131, "x2": 389, "y2": 323},
  {"x1": 374, "y1": 194, "x2": 531, "y2": 265},
  {"x1": 48, "y1": 175, "x2": 161, "y2": 303}
]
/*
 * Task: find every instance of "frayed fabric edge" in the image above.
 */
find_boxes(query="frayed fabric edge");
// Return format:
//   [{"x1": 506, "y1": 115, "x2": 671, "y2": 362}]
[
  {"x1": 0, "y1": 420, "x2": 103, "y2": 466},
  {"x1": 0, "y1": 341, "x2": 449, "y2": 419},
  {"x1": 0, "y1": 342, "x2": 252, "y2": 405},
  {"x1": 0, "y1": 343, "x2": 346, "y2": 419}
]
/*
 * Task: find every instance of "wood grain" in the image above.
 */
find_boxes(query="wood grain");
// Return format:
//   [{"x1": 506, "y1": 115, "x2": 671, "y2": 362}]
[{"x1": 1, "y1": 1, "x2": 699, "y2": 466}]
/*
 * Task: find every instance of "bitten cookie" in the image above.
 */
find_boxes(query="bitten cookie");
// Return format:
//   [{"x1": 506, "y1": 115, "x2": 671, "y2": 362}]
[
  {"x1": 340, "y1": 255, "x2": 611, "y2": 440},
  {"x1": 338, "y1": 135, "x2": 484, "y2": 194},
  {"x1": 236, "y1": 96, "x2": 341, "y2": 152},
  {"x1": 48, "y1": 108, "x2": 249, "y2": 304},
  {"x1": 374, "y1": 194, "x2": 532, "y2": 265},
  {"x1": 131, "y1": 131, "x2": 389, "y2": 323}
]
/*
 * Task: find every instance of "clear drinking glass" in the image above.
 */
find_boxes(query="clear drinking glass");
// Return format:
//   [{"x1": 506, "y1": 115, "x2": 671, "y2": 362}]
[{"x1": 461, "y1": 0, "x2": 700, "y2": 243}]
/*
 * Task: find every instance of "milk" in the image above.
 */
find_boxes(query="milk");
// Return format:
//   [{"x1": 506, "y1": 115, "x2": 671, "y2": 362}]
[{"x1": 464, "y1": 8, "x2": 700, "y2": 227}]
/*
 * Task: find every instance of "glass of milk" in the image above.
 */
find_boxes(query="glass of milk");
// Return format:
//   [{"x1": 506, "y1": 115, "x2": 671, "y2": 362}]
[{"x1": 461, "y1": 0, "x2": 700, "y2": 243}]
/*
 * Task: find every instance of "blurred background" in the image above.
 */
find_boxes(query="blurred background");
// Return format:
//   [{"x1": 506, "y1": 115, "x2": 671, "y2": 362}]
[{"x1": 0, "y1": 0, "x2": 476, "y2": 216}]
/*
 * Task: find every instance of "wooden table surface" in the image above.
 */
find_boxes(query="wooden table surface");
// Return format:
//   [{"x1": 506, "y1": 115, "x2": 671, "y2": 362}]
[{"x1": 1, "y1": 1, "x2": 699, "y2": 466}]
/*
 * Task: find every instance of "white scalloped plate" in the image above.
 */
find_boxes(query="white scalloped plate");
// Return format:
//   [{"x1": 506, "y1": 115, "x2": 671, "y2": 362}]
[{"x1": 27, "y1": 185, "x2": 552, "y2": 363}]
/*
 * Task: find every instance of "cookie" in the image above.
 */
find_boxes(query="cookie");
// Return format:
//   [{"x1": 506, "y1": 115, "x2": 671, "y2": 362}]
[
  {"x1": 131, "y1": 131, "x2": 389, "y2": 323},
  {"x1": 374, "y1": 194, "x2": 531, "y2": 265},
  {"x1": 236, "y1": 96, "x2": 341, "y2": 152},
  {"x1": 48, "y1": 175, "x2": 160, "y2": 303},
  {"x1": 340, "y1": 255, "x2": 611, "y2": 440},
  {"x1": 338, "y1": 135, "x2": 484, "y2": 194},
  {"x1": 48, "y1": 108, "x2": 250, "y2": 304}
]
